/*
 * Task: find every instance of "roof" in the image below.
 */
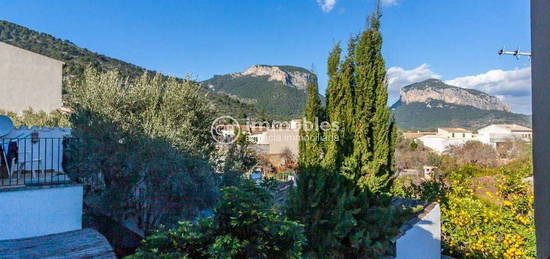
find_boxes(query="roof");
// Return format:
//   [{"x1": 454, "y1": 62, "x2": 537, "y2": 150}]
[
  {"x1": 0, "y1": 229, "x2": 115, "y2": 258},
  {"x1": 492, "y1": 124, "x2": 532, "y2": 132},
  {"x1": 402, "y1": 132, "x2": 436, "y2": 139},
  {"x1": 438, "y1": 127, "x2": 472, "y2": 133}
]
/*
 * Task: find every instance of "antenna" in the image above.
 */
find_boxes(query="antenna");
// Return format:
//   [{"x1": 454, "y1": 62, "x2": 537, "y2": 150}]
[{"x1": 498, "y1": 47, "x2": 531, "y2": 59}]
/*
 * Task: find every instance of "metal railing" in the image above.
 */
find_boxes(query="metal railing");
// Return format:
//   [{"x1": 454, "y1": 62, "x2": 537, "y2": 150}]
[{"x1": 0, "y1": 137, "x2": 70, "y2": 187}]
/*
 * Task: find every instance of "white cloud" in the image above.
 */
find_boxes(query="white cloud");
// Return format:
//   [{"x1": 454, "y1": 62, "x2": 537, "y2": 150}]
[
  {"x1": 317, "y1": 0, "x2": 337, "y2": 12},
  {"x1": 381, "y1": 0, "x2": 398, "y2": 7},
  {"x1": 446, "y1": 67, "x2": 532, "y2": 114},
  {"x1": 386, "y1": 63, "x2": 441, "y2": 104}
]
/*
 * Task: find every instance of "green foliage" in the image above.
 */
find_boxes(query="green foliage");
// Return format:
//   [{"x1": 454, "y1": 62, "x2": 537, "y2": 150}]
[
  {"x1": 408, "y1": 140, "x2": 418, "y2": 151},
  {"x1": 64, "y1": 68, "x2": 219, "y2": 232},
  {"x1": 298, "y1": 75, "x2": 323, "y2": 169},
  {"x1": 404, "y1": 174, "x2": 450, "y2": 206},
  {"x1": 441, "y1": 175, "x2": 535, "y2": 258},
  {"x1": 0, "y1": 109, "x2": 69, "y2": 128},
  {"x1": 287, "y1": 165, "x2": 399, "y2": 257},
  {"x1": 129, "y1": 181, "x2": 305, "y2": 259},
  {"x1": 405, "y1": 161, "x2": 535, "y2": 258},
  {"x1": 288, "y1": 10, "x2": 400, "y2": 257},
  {"x1": 218, "y1": 132, "x2": 258, "y2": 186}
]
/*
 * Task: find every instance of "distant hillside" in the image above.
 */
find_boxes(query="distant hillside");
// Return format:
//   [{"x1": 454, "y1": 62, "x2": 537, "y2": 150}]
[
  {"x1": 391, "y1": 79, "x2": 531, "y2": 130},
  {"x1": 0, "y1": 20, "x2": 263, "y2": 119},
  {"x1": 204, "y1": 65, "x2": 322, "y2": 120}
]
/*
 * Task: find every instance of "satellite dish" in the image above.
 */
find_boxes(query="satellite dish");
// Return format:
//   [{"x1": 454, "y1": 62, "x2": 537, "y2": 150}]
[{"x1": 0, "y1": 115, "x2": 14, "y2": 137}]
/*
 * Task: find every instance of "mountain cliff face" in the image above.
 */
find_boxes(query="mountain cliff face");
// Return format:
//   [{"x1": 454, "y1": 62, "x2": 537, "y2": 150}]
[
  {"x1": 233, "y1": 65, "x2": 312, "y2": 91},
  {"x1": 391, "y1": 79, "x2": 530, "y2": 130},
  {"x1": 204, "y1": 65, "x2": 319, "y2": 120},
  {"x1": 399, "y1": 79, "x2": 511, "y2": 112}
]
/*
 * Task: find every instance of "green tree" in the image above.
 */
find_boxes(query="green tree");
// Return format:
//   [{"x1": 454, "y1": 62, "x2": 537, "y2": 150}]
[
  {"x1": 298, "y1": 75, "x2": 323, "y2": 169},
  {"x1": 352, "y1": 11, "x2": 396, "y2": 192},
  {"x1": 288, "y1": 7, "x2": 400, "y2": 257},
  {"x1": 64, "y1": 68, "x2": 219, "y2": 233},
  {"x1": 129, "y1": 181, "x2": 305, "y2": 259}
]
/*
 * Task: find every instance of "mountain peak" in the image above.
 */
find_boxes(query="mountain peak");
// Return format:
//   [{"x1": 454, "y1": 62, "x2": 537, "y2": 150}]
[
  {"x1": 232, "y1": 64, "x2": 313, "y2": 91},
  {"x1": 399, "y1": 79, "x2": 511, "y2": 112}
]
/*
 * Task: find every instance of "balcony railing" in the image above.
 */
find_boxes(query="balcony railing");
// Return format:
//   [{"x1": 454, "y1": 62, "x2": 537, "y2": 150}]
[{"x1": 0, "y1": 137, "x2": 71, "y2": 187}]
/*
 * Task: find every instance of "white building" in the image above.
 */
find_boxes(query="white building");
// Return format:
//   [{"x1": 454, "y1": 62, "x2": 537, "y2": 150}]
[
  {"x1": 476, "y1": 124, "x2": 532, "y2": 147},
  {"x1": 0, "y1": 42, "x2": 64, "y2": 114},
  {"x1": 416, "y1": 128, "x2": 474, "y2": 154}
]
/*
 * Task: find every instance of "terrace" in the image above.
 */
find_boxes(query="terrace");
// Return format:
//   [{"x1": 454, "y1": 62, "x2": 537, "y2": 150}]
[
  {"x1": 0, "y1": 128, "x2": 82, "y2": 241},
  {"x1": 0, "y1": 136, "x2": 71, "y2": 188}
]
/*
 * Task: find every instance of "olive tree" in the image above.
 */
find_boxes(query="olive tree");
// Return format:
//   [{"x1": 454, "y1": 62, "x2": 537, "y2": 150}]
[{"x1": 64, "y1": 68, "x2": 219, "y2": 232}]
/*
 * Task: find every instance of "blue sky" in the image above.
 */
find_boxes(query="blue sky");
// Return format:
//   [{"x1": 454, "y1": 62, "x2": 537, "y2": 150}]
[{"x1": 0, "y1": 0, "x2": 532, "y2": 113}]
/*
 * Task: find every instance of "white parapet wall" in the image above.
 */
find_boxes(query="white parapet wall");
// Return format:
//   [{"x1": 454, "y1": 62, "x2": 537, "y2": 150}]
[
  {"x1": 393, "y1": 203, "x2": 441, "y2": 259},
  {"x1": 0, "y1": 184, "x2": 83, "y2": 240}
]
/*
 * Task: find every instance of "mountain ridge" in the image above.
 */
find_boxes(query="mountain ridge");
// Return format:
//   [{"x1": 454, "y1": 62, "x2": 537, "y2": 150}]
[
  {"x1": 391, "y1": 79, "x2": 530, "y2": 130},
  {"x1": 204, "y1": 65, "x2": 321, "y2": 120},
  {"x1": 398, "y1": 79, "x2": 511, "y2": 112},
  {"x1": 0, "y1": 20, "x2": 265, "y2": 119}
]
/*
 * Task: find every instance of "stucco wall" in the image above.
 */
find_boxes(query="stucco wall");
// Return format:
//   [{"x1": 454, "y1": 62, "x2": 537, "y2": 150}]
[
  {"x1": 395, "y1": 203, "x2": 441, "y2": 259},
  {"x1": 266, "y1": 129, "x2": 300, "y2": 155},
  {"x1": 0, "y1": 42, "x2": 63, "y2": 114},
  {"x1": 0, "y1": 185, "x2": 83, "y2": 240}
]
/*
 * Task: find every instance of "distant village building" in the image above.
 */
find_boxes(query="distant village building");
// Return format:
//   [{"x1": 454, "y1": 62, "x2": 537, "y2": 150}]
[
  {"x1": 0, "y1": 41, "x2": 64, "y2": 114},
  {"x1": 476, "y1": 124, "x2": 532, "y2": 147},
  {"x1": 416, "y1": 128, "x2": 474, "y2": 154},
  {"x1": 414, "y1": 125, "x2": 533, "y2": 153},
  {"x1": 402, "y1": 131, "x2": 436, "y2": 140}
]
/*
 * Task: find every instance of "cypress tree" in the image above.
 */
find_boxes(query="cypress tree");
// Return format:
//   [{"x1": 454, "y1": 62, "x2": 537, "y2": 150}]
[
  {"x1": 349, "y1": 10, "x2": 396, "y2": 193},
  {"x1": 288, "y1": 5, "x2": 399, "y2": 256},
  {"x1": 298, "y1": 74, "x2": 323, "y2": 169},
  {"x1": 321, "y1": 43, "x2": 342, "y2": 170}
]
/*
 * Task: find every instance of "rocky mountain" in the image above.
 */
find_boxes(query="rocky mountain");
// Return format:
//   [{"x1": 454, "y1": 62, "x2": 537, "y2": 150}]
[
  {"x1": 391, "y1": 79, "x2": 531, "y2": 130},
  {"x1": 237, "y1": 65, "x2": 312, "y2": 90},
  {"x1": 204, "y1": 65, "x2": 320, "y2": 119},
  {"x1": 399, "y1": 79, "x2": 511, "y2": 112},
  {"x1": 0, "y1": 20, "x2": 264, "y2": 119}
]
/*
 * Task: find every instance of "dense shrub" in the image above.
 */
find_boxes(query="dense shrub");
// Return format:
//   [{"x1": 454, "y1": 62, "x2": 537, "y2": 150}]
[
  {"x1": 406, "y1": 163, "x2": 535, "y2": 258},
  {"x1": 442, "y1": 177, "x2": 535, "y2": 258},
  {"x1": 64, "y1": 68, "x2": 219, "y2": 232},
  {"x1": 129, "y1": 181, "x2": 305, "y2": 258}
]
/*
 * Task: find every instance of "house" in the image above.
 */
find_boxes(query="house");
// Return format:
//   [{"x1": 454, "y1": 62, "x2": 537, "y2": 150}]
[
  {"x1": 0, "y1": 42, "x2": 64, "y2": 114},
  {"x1": 416, "y1": 128, "x2": 474, "y2": 154},
  {"x1": 435, "y1": 128, "x2": 473, "y2": 139},
  {"x1": 476, "y1": 124, "x2": 532, "y2": 147}
]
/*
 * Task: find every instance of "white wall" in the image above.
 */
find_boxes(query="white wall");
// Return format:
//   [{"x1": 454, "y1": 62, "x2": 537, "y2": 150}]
[
  {"x1": 0, "y1": 42, "x2": 63, "y2": 114},
  {"x1": 0, "y1": 185, "x2": 83, "y2": 240},
  {"x1": 417, "y1": 136, "x2": 448, "y2": 154},
  {"x1": 395, "y1": 204, "x2": 441, "y2": 259}
]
